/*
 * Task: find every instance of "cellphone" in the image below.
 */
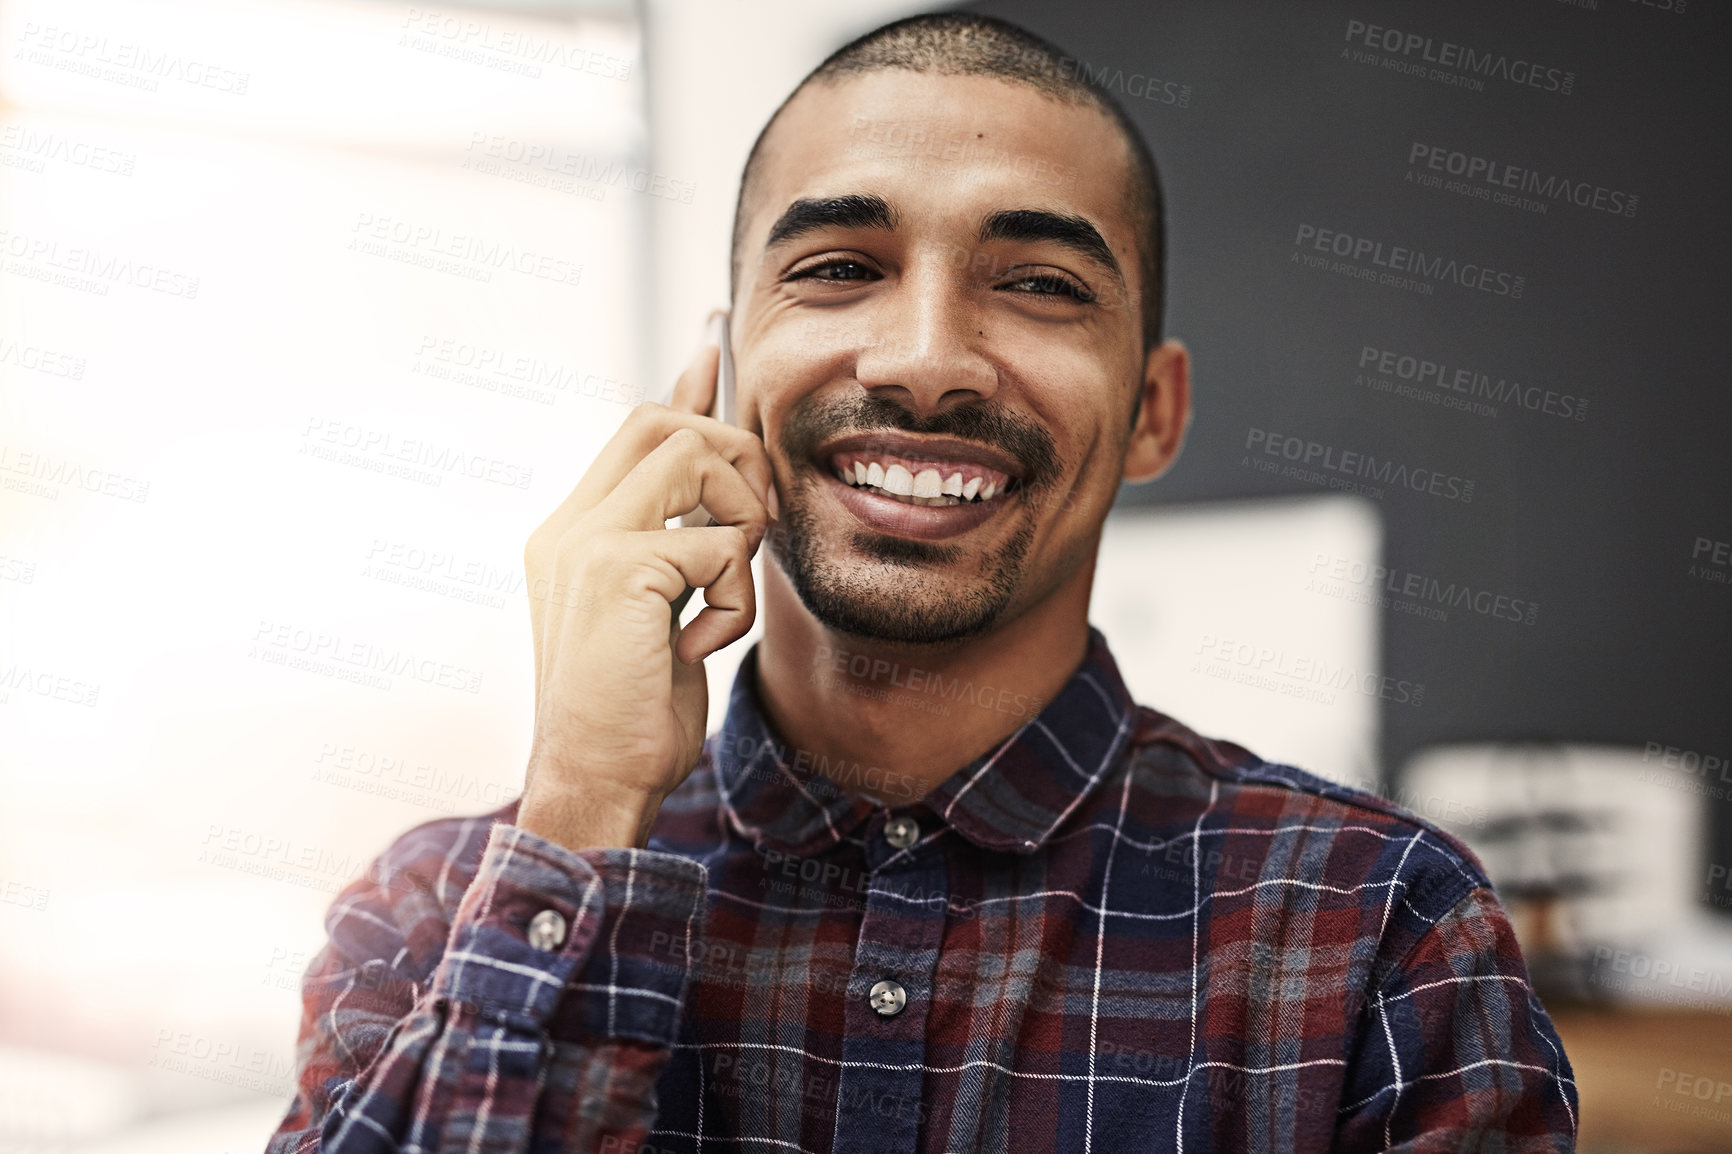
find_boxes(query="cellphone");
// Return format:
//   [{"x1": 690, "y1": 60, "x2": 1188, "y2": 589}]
[{"x1": 715, "y1": 312, "x2": 736, "y2": 426}]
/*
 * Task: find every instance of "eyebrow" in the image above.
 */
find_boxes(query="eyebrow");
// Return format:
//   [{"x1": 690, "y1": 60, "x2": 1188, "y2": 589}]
[
  {"x1": 978, "y1": 209, "x2": 1123, "y2": 282},
  {"x1": 766, "y1": 194, "x2": 898, "y2": 247}
]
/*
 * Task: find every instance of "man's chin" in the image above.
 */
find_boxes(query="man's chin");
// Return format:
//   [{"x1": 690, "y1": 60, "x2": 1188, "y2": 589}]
[
  {"x1": 789, "y1": 589, "x2": 1001, "y2": 647},
  {"x1": 768, "y1": 508, "x2": 1014, "y2": 647}
]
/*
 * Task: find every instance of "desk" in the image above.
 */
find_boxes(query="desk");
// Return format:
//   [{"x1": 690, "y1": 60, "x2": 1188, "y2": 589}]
[{"x1": 1550, "y1": 1009, "x2": 1732, "y2": 1153}]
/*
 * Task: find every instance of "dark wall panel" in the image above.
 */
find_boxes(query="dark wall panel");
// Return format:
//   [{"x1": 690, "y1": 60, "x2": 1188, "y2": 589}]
[{"x1": 965, "y1": 0, "x2": 1732, "y2": 879}]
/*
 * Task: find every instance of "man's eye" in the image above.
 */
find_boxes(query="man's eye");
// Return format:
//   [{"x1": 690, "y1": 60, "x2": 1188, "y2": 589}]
[
  {"x1": 788, "y1": 259, "x2": 878, "y2": 283},
  {"x1": 1005, "y1": 273, "x2": 1095, "y2": 302}
]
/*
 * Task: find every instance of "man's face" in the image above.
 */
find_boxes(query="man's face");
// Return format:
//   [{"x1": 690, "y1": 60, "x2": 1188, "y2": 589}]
[{"x1": 734, "y1": 71, "x2": 1164, "y2": 647}]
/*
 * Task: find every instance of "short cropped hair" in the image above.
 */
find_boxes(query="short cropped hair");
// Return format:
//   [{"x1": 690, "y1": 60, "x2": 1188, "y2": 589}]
[{"x1": 729, "y1": 12, "x2": 1167, "y2": 350}]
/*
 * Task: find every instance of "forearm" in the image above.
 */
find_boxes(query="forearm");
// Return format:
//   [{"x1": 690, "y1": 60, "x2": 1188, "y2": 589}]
[{"x1": 518, "y1": 773, "x2": 667, "y2": 852}]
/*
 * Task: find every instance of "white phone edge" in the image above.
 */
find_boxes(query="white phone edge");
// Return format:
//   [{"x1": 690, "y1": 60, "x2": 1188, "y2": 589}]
[{"x1": 716, "y1": 312, "x2": 736, "y2": 427}]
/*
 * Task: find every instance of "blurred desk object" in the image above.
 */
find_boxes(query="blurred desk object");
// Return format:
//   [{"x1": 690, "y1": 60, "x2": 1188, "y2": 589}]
[
  {"x1": 1402, "y1": 745, "x2": 1732, "y2": 1153},
  {"x1": 1088, "y1": 495, "x2": 1384, "y2": 785},
  {"x1": 1551, "y1": 1008, "x2": 1732, "y2": 1154},
  {"x1": 1401, "y1": 744, "x2": 1731, "y2": 1002}
]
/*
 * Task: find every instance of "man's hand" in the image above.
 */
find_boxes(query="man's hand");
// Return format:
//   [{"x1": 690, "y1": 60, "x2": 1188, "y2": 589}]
[{"x1": 516, "y1": 342, "x2": 772, "y2": 851}]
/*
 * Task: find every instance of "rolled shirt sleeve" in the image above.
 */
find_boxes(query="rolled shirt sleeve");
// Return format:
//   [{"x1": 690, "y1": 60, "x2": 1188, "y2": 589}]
[{"x1": 269, "y1": 821, "x2": 708, "y2": 1154}]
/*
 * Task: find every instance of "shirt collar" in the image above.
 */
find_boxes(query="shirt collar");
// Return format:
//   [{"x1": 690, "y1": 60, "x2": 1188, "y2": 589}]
[{"x1": 708, "y1": 626, "x2": 1137, "y2": 858}]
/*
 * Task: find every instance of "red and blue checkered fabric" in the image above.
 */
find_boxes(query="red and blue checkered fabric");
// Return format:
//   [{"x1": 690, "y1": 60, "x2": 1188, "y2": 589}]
[{"x1": 270, "y1": 628, "x2": 1576, "y2": 1153}]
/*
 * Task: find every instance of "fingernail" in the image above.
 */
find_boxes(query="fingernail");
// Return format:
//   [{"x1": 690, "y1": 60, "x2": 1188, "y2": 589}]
[{"x1": 766, "y1": 484, "x2": 780, "y2": 520}]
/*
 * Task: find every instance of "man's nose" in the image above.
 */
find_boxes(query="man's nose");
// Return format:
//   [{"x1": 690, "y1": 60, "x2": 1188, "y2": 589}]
[{"x1": 853, "y1": 265, "x2": 997, "y2": 414}]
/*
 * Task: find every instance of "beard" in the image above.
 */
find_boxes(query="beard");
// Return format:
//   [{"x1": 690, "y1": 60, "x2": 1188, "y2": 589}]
[{"x1": 767, "y1": 393, "x2": 1059, "y2": 647}]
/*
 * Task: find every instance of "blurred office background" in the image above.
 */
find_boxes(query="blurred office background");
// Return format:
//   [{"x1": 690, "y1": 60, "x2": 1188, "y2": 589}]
[{"x1": 0, "y1": 0, "x2": 1727, "y2": 1150}]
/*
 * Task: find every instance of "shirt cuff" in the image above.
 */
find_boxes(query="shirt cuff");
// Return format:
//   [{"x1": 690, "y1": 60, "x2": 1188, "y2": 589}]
[{"x1": 432, "y1": 822, "x2": 708, "y2": 1044}]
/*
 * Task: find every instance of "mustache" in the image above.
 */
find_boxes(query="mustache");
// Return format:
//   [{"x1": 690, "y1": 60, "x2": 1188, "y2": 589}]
[{"x1": 780, "y1": 393, "x2": 1063, "y2": 489}]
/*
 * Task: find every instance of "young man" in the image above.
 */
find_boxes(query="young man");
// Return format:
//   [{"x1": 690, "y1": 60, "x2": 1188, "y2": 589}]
[{"x1": 271, "y1": 15, "x2": 1576, "y2": 1153}]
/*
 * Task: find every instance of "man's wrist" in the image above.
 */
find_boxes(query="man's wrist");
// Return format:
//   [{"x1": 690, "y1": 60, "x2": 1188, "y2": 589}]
[{"x1": 518, "y1": 779, "x2": 665, "y2": 851}]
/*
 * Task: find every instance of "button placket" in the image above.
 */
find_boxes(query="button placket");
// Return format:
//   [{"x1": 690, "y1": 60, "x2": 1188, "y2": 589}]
[{"x1": 832, "y1": 829, "x2": 948, "y2": 1153}]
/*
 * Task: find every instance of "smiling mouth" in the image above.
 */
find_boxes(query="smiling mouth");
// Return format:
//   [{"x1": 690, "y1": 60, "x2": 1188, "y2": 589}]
[{"x1": 827, "y1": 451, "x2": 1020, "y2": 508}]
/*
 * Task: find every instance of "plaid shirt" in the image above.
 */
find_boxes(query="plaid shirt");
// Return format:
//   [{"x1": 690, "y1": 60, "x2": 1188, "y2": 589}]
[{"x1": 270, "y1": 628, "x2": 1577, "y2": 1153}]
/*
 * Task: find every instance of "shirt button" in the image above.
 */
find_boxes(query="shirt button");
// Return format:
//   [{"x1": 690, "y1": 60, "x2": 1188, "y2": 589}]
[
  {"x1": 868, "y1": 979, "x2": 907, "y2": 1017},
  {"x1": 883, "y1": 816, "x2": 920, "y2": 850},
  {"x1": 527, "y1": 909, "x2": 567, "y2": 952}
]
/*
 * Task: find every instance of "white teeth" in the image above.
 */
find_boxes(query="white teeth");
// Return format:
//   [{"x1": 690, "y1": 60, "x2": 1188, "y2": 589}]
[{"x1": 837, "y1": 457, "x2": 1007, "y2": 505}]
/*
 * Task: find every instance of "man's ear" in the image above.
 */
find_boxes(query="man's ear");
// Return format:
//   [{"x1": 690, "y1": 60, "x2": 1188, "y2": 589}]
[{"x1": 1122, "y1": 339, "x2": 1192, "y2": 483}]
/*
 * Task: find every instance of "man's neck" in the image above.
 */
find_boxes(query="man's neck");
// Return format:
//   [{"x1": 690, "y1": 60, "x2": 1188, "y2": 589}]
[{"x1": 752, "y1": 561, "x2": 1096, "y2": 805}]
